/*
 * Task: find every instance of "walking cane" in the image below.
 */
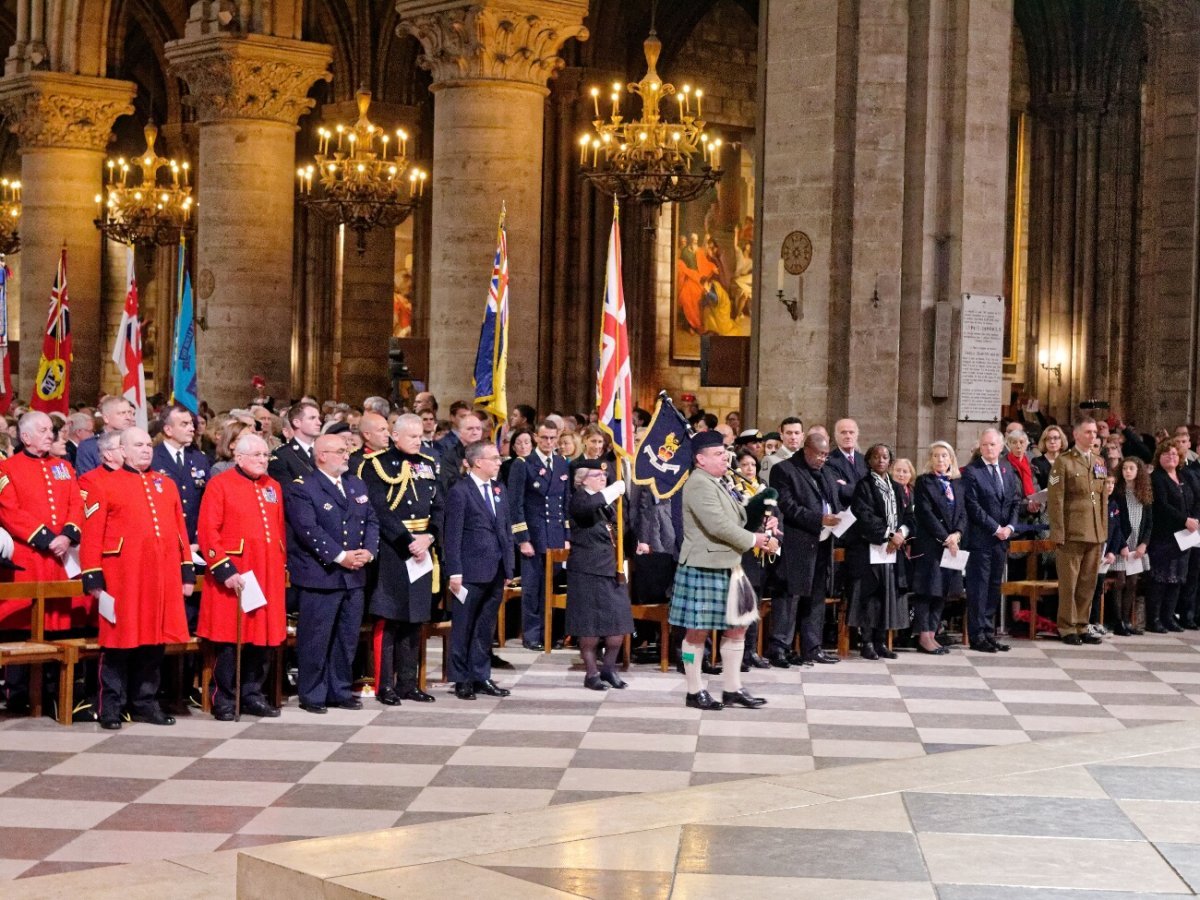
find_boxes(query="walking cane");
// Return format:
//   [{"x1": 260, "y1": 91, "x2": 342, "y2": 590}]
[{"x1": 234, "y1": 585, "x2": 244, "y2": 722}]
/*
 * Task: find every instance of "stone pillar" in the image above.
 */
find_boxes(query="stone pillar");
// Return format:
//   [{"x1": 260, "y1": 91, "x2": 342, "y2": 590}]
[
  {"x1": 0, "y1": 73, "x2": 136, "y2": 404},
  {"x1": 165, "y1": 34, "x2": 331, "y2": 411},
  {"x1": 398, "y1": 0, "x2": 588, "y2": 406}
]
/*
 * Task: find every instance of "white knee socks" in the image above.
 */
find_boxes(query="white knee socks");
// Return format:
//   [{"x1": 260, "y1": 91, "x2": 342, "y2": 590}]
[
  {"x1": 721, "y1": 637, "x2": 744, "y2": 693},
  {"x1": 680, "y1": 639, "x2": 704, "y2": 693}
]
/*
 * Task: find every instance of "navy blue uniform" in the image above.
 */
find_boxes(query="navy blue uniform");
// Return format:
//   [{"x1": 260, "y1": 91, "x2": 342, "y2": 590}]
[
  {"x1": 443, "y1": 475, "x2": 515, "y2": 683},
  {"x1": 285, "y1": 471, "x2": 380, "y2": 708},
  {"x1": 152, "y1": 442, "x2": 210, "y2": 543},
  {"x1": 507, "y1": 451, "x2": 570, "y2": 645}
]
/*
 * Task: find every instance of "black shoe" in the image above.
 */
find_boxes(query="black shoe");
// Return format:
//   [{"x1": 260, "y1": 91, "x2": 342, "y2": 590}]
[
  {"x1": 876, "y1": 644, "x2": 898, "y2": 660},
  {"x1": 722, "y1": 688, "x2": 767, "y2": 708},
  {"x1": 375, "y1": 689, "x2": 402, "y2": 706},
  {"x1": 491, "y1": 654, "x2": 515, "y2": 670},
  {"x1": 583, "y1": 674, "x2": 609, "y2": 691},
  {"x1": 809, "y1": 651, "x2": 840, "y2": 664},
  {"x1": 129, "y1": 709, "x2": 175, "y2": 726},
  {"x1": 685, "y1": 690, "x2": 724, "y2": 711},
  {"x1": 745, "y1": 653, "x2": 771, "y2": 670},
  {"x1": 299, "y1": 702, "x2": 328, "y2": 714},
  {"x1": 474, "y1": 679, "x2": 511, "y2": 697},
  {"x1": 1147, "y1": 624, "x2": 1168, "y2": 634},
  {"x1": 970, "y1": 640, "x2": 997, "y2": 653},
  {"x1": 600, "y1": 670, "x2": 627, "y2": 690},
  {"x1": 454, "y1": 682, "x2": 476, "y2": 700},
  {"x1": 740, "y1": 662, "x2": 750, "y2": 672},
  {"x1": 522, "y1": 641, "x2": 545, "y2": 651},
  {"x1": 786, "y1": 651, "x2": 807, "y2": 666},
  {"x1": 71, "y1": 703, "x2": 98, "y2": 724},
  {"x1": 213, "y1": 709, "x2": 235, "y2": 722},
  {"x1": 768, "y1": 653, "x2": 791, "y2": 669},
  {"x1": 990, "y1": 640, "x2": 1011, "y2": 652},
  {"x1": 1061, "y1": 634, "x2": 1083, "y2": 645},
  {"x1": 332, "y1": 698, "x2": 363, "y2": 710},
  {"x1": 918, "y1": 644, "x2": 949, "y2": 655},
  {"x1": 401, "y1": 689, "x2": 436, "y2": 703},
  {"x1": 1112, "y1": 621, "x2": 1131, "y2": 636},
  {"x1": 860, "y1": 644, "x2": 879, "y2": 660},
  {"x1": 99, "y1": 718, "x2": 122, "y2": 730},
  {"x1": 242, "y1": 701, "x2": 281, "y2": 718},
  {"x1": 702, "y1": 660, "x2": 723, "y2": 675},
  {"x1": 1166, "y1": 621, "x2": 1185, "y2": 633},
  {"x1": 1129, "y1": 624, "x2": 1145, "y2": 635},
  {"x1": 1184, "y1": 621, "x2": 1200, "y2": 631},
  {"x1": 552, "y1": 640, "x2": 565, "y2": 650},
  {"x1": 1080, "y1": 632, "x2": 1103, "y2": 645}
]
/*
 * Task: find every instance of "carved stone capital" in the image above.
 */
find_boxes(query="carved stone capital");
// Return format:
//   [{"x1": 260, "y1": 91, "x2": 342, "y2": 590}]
[
  {"x1": 397, "y1": 0, "x2": 589, "y2": 89},
  {"x1": 165, "y1": 34, "x2": 332, "y2": 125},
  {"x1": 0, "y1": 72, "x2": 136, "y2": 152}
]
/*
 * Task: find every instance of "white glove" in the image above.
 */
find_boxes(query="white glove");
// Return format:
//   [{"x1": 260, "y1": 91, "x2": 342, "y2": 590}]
[
  {"x1": 600, "y1": 480, "x2": 627, "y2": 505},
  {"x1": 0, "y1": 527, "x2": 14, "y2": 559}
]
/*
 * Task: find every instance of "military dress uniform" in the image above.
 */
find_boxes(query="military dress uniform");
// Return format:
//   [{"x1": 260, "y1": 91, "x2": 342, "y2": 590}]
[
  {"x1": 357, "y1": 447, "x2": 443, "y2": 701},
  {"x1": 0, "y1": 450, "x2": 85, "y2": 631},
  {"x1": 196, "y1": 467, "x2": 288, "y2": 718},
  {"x1": 507, "y1": 450, "x2": 570, "y2": 647},
  {"x1": 1048, "y1": 446, "x2": 1107, "y2": 639},
  {"x1": 80, "y1": 466, "x2": 194, "y2": 725}
]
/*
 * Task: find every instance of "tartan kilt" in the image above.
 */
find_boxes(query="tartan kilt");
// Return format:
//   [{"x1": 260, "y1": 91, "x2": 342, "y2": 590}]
[{"x1": 669, "y1": 565, "x2": 734, "y2": 630}]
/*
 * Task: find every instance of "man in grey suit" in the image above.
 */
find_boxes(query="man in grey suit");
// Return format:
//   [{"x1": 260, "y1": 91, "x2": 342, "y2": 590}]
[{"x1": 668, "y1": 431, "x2": 778, "y2": 711}]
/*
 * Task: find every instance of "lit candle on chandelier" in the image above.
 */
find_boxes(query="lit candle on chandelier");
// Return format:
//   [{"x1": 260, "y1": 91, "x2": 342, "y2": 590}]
[
  {"x1": 579, "y1": 134, "x2": 590, "y2": 165},
  {"x1": 695, "y1": 89, "x2": 703, "y2": 118},
  {"x1": 590, "y1": 86, "x2": 600, "y2": 118}
]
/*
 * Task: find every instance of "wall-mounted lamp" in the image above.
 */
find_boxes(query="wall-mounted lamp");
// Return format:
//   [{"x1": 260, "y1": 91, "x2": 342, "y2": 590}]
[{"x1": 1039, "y1": 348, "x2": 1063, "y2": 385}]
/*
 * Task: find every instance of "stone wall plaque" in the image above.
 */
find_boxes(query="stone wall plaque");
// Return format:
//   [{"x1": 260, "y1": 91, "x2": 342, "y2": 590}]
[
  {"x1": 197, "y1": 268, "x2": 215, "y2": 300},
  {"x1": 957, "y1": 293, "x2": 1005, "y2": 422}
]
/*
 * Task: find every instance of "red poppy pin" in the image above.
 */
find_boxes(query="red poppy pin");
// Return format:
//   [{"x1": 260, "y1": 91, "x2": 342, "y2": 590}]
[{"x1": 492, "y1": 486, "x2": 502, "y2": 497}]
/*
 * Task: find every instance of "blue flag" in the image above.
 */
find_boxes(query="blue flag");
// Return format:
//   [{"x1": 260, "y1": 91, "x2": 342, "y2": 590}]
[
  {"x1": 632, "y1": 392, "x2": 693, "y2": 500},
  {"x1": 473, "y1": 208, "x2": 508, "y2": 428},
  {"x1": 171, "y1": 241, "x2": 198, "y2": 414}
]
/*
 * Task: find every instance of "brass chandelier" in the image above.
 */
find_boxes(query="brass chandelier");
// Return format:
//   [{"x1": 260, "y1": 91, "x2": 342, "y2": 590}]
[
  {"x1": 95, "y1": 122, "x2": 194, "y2": 247},
  {"x1": 298, "y1": 89, "x2": 427, "y2": 255},
  {"x1": 0, "y1": 178, "x2": 20, "y2": 255},
  {"x1": 579, "y1": 23, "x2": 722, "y2": 205}
]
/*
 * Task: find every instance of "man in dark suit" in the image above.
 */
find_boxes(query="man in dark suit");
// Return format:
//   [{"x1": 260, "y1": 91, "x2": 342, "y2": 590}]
[
  {"x1": 268, "y1": 400, "x2": 322, "y2": 484},
  {"x1": 769, "y1": 432, "x2": 843, "y2": 667},
  {"x1": 443, "y1": 440, "x2": 515, "y2": 700},
  {"x1": 962, "y1": 427, "x2": 1021, "y2": 652},
  {"x1": 435, "y1": 406, "x2": 484, "y2": 493},
  {"x1": 824, "y1": 418, "x2": 869, "y2": 508},
  {"x1": 75, "y1": 396, "x2": 135, "y2": 475},
  {"x1": 64, "y1": 412, "x2": 95, "y2": 466},
  {"x1": 508, "y1": 419, "x2": 570, "y2": 650},
  {"x1": 285, "y1": 434, "x2": 380, "y2": 713}
]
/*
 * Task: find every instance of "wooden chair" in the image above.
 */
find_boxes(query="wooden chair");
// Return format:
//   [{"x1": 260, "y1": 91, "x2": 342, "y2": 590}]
[
  {"x1": 625, "y1": 601, "x2": 671, "y2": 672},
  {"x1": 542, "y1": 547, "x2": 570, "y2": 655},
  {"x1": 1000, "y1": 538, "x2": 1058, "y2": 639},
  {"x1": 0, "y1": 580, "x2": 84, "y2": 725},
  {"x1": 418, "y1": 619, "x2": 453, "y2": 691},
  {"x1": 496, "y1": 583, "x2": 521, "y2": 647}
]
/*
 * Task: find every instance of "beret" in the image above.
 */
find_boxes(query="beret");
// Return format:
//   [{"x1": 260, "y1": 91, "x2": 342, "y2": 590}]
[{"x1": 691, "y1": 431, "x2": 726, "y2": 453}]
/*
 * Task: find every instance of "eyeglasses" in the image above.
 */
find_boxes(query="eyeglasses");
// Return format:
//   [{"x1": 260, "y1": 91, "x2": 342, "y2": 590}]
[
  {"x1": 478, "y1": 454, "x2": 502, "y2": 462},
  {"x1": 322, "y1": 448, "x2": 351, "y2": 457}
]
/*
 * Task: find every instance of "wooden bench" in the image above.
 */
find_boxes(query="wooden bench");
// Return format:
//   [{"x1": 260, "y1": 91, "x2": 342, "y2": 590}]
[
  {"x1": 0, "y1": 580, "x2": 84, "y2": 725},
  {"x1": 1000, "y1": 538, "x2": 1058, "y2": 639}
]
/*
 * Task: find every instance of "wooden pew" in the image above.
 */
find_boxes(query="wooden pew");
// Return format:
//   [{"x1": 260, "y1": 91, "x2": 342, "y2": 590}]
[
  {"x1": 0, "y1": 580, "x2": 82, "y2": 725},
  {"x1": 1000, "y1": 538, "x2": 1058, "y2": 639}
]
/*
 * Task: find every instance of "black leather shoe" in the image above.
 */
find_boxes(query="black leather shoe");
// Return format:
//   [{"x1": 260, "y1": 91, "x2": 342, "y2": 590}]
[
  {"x1": 685, "y1": 690, "x2": 724, "y2": 711},
  {"x1": 599, "y1": 670, "x2": 627, "y2": 690},
  {"x1": 1061, "y1": 634, "x2": 1082, "y2": 645},
  {"x1": 522, "y1": 641, "x2": 545, "y2": 651},
  {"x1": 242, "y1": 701, "x2": 281, "y2": 718},
  {"x1": 876, "y1": 644, "x2": 898, "y2": 660},
  {"x1": 99, "y1": 718, "x2": 122, "y2": 730},
  {"x1": 1112, "y1": 621, "x2": 1131, "y2": 636},
  {"x1": 1146, "y1": 623, "x2": 1168, "y2": 634},
  {"x1": 1184, "y1": 621, "x2": 1200, "y2": 631},
  {"x1": 746, "y1": 653, "x2": 771, "y2": 669},
  {"x1": 332, "y1": 698, "x2": 363, "y2": 710},
  {"x1": 474, "y1": 679, "x2": 511, "y2": 697},
  {"x1": 401, "y1": 689, "x2": 436, "y2": 703},
  {"x1": 990, "y1": 640, "x2": 1011, "y2": 652},
  {"x1": 917, "y1": 644, "x2": 949, "y2": 655},
  {"x1": 583, "y1": 674, "x2": 609, "y2": 691},
  {"x1": 299, "y1": 701, "x2": 328, "y2": 714},
  {"x1": 860, "y1": 643, "x2": 879, "y2": 660},
  {"x1": 375, "y1": 689, "x2": 402, "y2": 706},
  {"x1": 969, "y1": 640, "x2": 997, "y2": 653},
  {"x1": 213, "y1": 709, "x2": 235, "y2": 722},
  {"x1": 454, "y1": 682, "x2": 476, "y2": 700},
  {"x1": 810, "y1": 651, "x2": 840, "y2": 664},
  {"x1": 702, "y1": 660, "x2": 723, "y2": 675},
  {"x1": 768, "y1": 653, "x2": 791, "y2": 669},
  {"x1": 787, "y1": 651, "x2": 807, "y2": 666},
  {"x1": 722, "y1": 688, "x2": 767, "y2": 708},
  {"x1": 129, "y1": 709, "x2": 175, "y2": 726},
  {"x1": 1080, "y1": 632, "x2": 1103, "y2": 645},
  {"x1": 1166, "y1": 621, "x2": 1185, "y2": 633},
  {"x1": 491, "y1": 654, "x2": 515, "y2": 669}
]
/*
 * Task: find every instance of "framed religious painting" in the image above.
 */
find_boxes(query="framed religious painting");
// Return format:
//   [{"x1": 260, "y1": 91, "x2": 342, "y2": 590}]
[{"x1": 669, "y1": 137, "x2": 755, "y2": 365}]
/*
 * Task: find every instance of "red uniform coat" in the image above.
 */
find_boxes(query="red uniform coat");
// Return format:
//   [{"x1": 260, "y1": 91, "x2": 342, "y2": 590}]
[
  {"x1": 0, "y1": 451, "x2": 84, "y2": 630},
  {"x1": 196, "y1": 467, "x2": 287, "y2": 646},
  {"x1": 80, "y1": 467, "x2": 193, "y2": 649}
]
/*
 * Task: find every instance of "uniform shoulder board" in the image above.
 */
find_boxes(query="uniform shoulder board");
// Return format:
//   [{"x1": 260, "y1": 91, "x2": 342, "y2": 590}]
[
  {"x1": 293, "y1": 476, "x2": 305, "y2": 484},
  {"x1": 419, "y1": 452, "x2": 437, "y2": 463},
  {"x1": 269, "y1": 454, "x2": 279, "y2": 462}
]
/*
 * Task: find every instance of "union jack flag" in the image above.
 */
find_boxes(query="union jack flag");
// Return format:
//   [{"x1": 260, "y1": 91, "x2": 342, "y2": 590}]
[
  {"x1": 30, "y1": 247, "x2": 72, "y2": 415},
  {"x1": 112, "y1": 247, "x2": 147, "y2": 429},
  {"x1": 472, "y1": 205, "x2": 509, "y2": 429},
  {"x1": 596, "y1": 200, "x2": 634, "y2": 459}
]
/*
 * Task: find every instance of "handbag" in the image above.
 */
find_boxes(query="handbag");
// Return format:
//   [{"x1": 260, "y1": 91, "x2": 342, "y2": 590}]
[{"x1": 725, "y1": 563, "x2": 759, "y2": 627}]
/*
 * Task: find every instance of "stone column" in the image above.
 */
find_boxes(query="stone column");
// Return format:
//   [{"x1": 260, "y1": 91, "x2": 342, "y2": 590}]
[
  {"x1": 165, "y1": 34, "x2": 331, "y2": 412},
  {"x1": 398, "y1": 0, "x2": 588, "y2": 406},
  {"x1": 0, "y1": 73, "x2": 136, "y2": 404}
]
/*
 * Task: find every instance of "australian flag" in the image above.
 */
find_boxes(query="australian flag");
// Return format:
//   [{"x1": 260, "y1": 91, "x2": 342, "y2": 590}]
[{"x1": 632, "y1": 392, "x2": 693, "y2": 500}]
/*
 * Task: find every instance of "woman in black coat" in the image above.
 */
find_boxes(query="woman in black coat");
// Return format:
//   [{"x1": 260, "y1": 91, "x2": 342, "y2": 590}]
[
  {"x1": 844, "y1": 444, "x2": 914, "y2": 659},
  {"x1": 566, "y1": 461, "x2": 635, "y2": 690},
  {"x1": 1146, "y1": 442, "x2": 1198, "y2": 632},
  {"x1": 910, "y1": 441, "x2": 967, "y2": 654},
  {"x1": 1110, "y1": 457, "x2": 1153, "y2": 634}
]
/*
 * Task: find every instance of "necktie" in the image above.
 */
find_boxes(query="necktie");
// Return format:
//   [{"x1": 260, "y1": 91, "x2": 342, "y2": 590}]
[
  {"x1": 175, "y1": 449, "x2": 184, "y2": 469},
  {"x1": 991, "y1": 464, "x2": 1002, "y2": 493},
  {"x1": 481, "y1": 481, "x2": 495, "y2": 515},
  {"x1": 334, "y1": 478, "x2": 345, "y2": 498}
]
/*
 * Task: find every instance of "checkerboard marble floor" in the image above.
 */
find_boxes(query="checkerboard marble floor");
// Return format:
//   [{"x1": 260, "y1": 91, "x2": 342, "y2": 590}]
[{"x1": 4, "y1": 630, "x2": 1200, "y2": 888}]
